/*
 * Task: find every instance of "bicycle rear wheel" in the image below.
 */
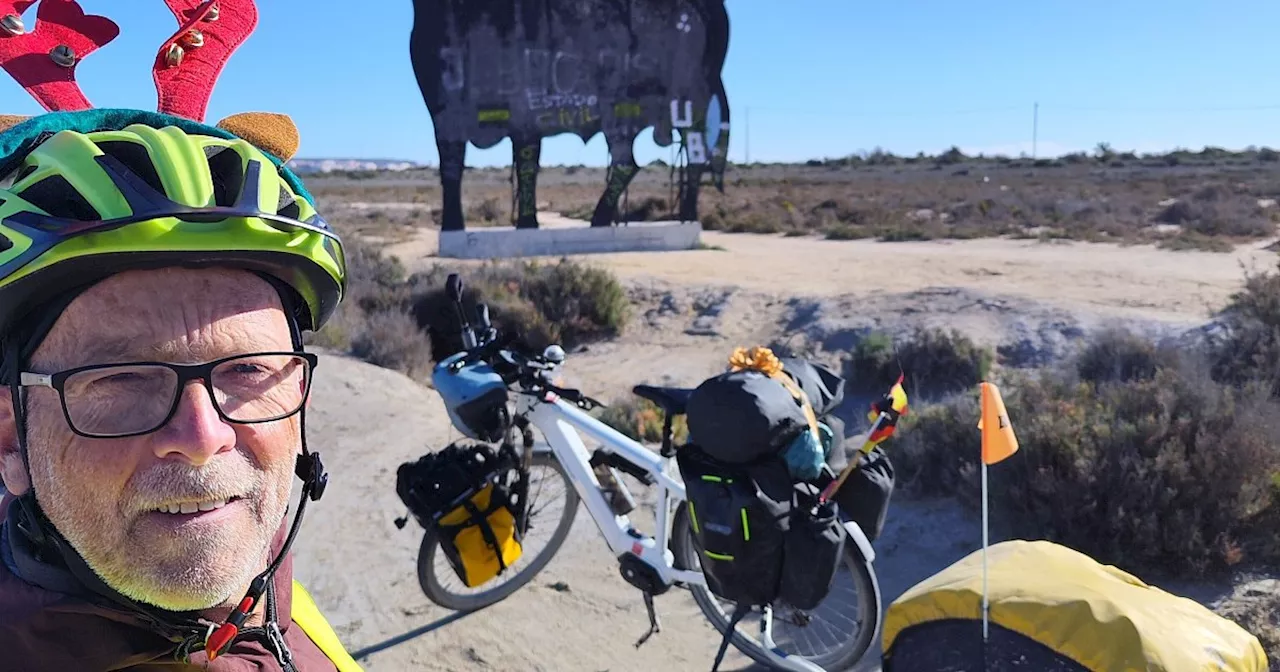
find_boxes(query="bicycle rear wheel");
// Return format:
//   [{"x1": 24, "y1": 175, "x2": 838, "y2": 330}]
[
  {"x1": 671, "y1": 502, "x2": 881, "y2": 671},
  {"x1": 416, "y1": 452, "x2": 579, "y2": 611}
]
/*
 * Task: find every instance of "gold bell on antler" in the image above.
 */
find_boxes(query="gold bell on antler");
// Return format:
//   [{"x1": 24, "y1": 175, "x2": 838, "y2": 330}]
[
  {"x1": 204, "y1": 2, "x2": 220, "y2": 21},
  {"x1": 50, "y1": 45, "x2": 77, "y2": 68},
  {"x1": 165, "y1": 42, "x2": 184, "y2": 67},
  {"x1": 1, "y1": 13, "x2": 25, "y2": 36},
  {"x1": 182, "y1": 29, "x2": 204, "y2": 48}
]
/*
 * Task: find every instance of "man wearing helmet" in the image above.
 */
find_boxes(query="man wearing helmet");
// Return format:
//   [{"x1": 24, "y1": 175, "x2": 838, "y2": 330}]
[
  {"x1": 0, "y1": 103, "x2": 362, "y2": 669},
  {"x1": 0, "y1": 2, "x2": 360, "y2": 667}
]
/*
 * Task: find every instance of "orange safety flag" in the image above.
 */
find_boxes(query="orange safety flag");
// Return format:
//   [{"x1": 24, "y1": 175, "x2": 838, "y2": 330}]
[
  {"x1": 977, "y1": 381, "x2": 1018, "y2": 465},
  {"x1": 867, "y1": 374, "x2": 909, "y2": 444}
]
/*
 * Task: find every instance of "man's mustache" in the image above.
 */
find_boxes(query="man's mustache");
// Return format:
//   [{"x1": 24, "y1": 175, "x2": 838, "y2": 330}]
[{"x1": 127, "y1": 455, "x2": 263, "y2": 513}]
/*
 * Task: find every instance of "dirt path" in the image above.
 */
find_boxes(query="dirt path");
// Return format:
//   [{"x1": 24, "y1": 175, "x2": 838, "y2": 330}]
[{"x1": 384, "y1": 225, "x2": 1277, "y2": 327}]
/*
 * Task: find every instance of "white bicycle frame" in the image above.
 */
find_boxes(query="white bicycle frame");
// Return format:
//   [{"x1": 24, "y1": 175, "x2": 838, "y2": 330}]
[
  {"x1": 520, "y1": 389, "x2": 703, "y2": 587},
  {"x1": 513, "y1": 384, "x2": 877, "y2": 672}
]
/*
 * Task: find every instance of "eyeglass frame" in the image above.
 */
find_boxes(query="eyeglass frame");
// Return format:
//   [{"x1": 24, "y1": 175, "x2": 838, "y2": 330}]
[{"x1": 17, "y1": 350, "x2": 320, "y2": 439}]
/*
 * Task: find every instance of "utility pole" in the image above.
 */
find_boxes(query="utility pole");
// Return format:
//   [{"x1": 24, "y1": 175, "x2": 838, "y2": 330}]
[
  {"x1": 1032, "y1": 102, "x2": 1039, "y2": 159},
  {"x1": 745, "y1": 106, "x2": 751, "y2": 165}
]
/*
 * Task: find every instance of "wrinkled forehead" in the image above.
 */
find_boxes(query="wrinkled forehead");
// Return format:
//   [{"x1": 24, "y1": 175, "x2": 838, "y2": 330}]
[{"x1": 33, "y1": 267, "x2": 294, "y2": 368}]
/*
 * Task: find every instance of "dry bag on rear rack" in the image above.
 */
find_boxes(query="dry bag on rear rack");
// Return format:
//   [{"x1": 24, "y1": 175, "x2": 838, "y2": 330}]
[
  {"x1": 395, "y1": 441, "x2": 528, "y2": 587},
  {"x1": 685, "y1": 369, "x2": 810, "y2": 464}
]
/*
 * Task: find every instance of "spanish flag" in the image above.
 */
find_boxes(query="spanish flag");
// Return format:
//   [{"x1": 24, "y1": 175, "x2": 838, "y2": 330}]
[
  {"x1": 977, "y1": 381, "x2": 1018, "y2": 465},
  {"x1": 867, "y1": 374, "x2": 909, "y2": 444}
]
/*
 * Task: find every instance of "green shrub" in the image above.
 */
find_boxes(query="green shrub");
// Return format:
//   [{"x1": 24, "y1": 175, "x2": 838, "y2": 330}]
[
  {"x1": 845, "y1": 328, "x2": 993, "y2": 400},
  {"x1": 303, "y1": 233, "x2": 433, "y2": 378}
]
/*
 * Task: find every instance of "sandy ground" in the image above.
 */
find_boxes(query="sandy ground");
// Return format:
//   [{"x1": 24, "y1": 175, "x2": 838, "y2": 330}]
[
  {"x1": 289, "y1": 225, "x2": 1272, "y2": 671},
  {"x1": 384, "y1": 220, "x2": 1279, "y2": 327}
]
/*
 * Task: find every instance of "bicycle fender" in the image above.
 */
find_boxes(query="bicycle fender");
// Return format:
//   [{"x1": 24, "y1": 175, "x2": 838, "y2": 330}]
[{"x1": 843, "y1": 521, "x2": 875, "y2": 564}]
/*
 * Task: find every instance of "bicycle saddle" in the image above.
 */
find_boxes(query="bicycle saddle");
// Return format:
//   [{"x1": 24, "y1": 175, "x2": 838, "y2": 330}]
[{"x1": 632, "y1": 385, "x2": 694, "y2": 416}]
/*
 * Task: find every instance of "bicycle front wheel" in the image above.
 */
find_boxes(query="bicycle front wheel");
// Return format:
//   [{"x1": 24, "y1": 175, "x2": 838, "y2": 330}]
[
  {"x1": 416, "y1": 452, "x2": 579, "y2": 611},
  {"x1": 671, "y1": 502, "x2": 882, "y2": 671}
]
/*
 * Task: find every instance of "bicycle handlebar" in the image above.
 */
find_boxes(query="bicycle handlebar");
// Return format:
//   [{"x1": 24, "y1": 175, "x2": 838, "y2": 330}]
[{"x1": 444, "y1": 272, "x2": 605, "y2": 411}]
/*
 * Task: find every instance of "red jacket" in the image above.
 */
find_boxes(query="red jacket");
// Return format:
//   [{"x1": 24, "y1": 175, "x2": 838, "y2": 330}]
[{"x1": 0, "y1": 493, "x2": 339, "y2": 671}]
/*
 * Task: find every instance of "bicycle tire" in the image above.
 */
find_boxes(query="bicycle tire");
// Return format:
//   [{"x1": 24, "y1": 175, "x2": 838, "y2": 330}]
[
  {"x1": 416, "y1": 452, "x2": 579, "y2": 611},
  {"x1": 671, "y1": 501, "x2": 882, "y2": 671}
]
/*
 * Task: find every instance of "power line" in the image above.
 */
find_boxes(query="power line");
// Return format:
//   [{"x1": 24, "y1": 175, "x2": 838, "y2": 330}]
[{"x1": 737, "y1": 102, "x2": 1280, "y2": 120}]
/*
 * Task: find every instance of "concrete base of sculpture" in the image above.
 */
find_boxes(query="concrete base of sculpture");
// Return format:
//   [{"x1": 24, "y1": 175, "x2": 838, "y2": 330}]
[{"x1": 437, "y1": 220, "x2": 703, "y2": 259}]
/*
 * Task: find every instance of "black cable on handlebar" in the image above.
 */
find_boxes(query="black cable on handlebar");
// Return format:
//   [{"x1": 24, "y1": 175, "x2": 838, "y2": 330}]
[{"x1": 453, "y1": 329, "x2": 604, "y2": 411}]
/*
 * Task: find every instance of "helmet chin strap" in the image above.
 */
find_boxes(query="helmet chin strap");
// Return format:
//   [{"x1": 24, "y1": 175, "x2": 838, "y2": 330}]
[
  {"x1": 205, "y1": 408, "x2": 327, "y2": 659},
  {"x1": 204, "y1": 298, "x2": 329, "y2": 660}
]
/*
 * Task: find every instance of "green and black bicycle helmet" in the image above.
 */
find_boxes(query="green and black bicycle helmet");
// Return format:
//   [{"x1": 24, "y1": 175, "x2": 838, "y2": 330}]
[{"x1": 0, "y1": 109, "x2": 347, "y2": 343}]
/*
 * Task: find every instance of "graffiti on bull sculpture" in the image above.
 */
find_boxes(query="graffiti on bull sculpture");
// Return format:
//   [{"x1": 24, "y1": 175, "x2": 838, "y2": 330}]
[{"x1": 409, "y1": 0, "x2": 730, "y2": 231}]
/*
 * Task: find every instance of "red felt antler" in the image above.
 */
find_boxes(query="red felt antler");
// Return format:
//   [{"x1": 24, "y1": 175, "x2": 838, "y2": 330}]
[
  {"x1": 0, "y1": 0, "x2": 119, "y2": 112},
  {"x1": 153, "y1": 0, "x2": 257, "y2": 122}
]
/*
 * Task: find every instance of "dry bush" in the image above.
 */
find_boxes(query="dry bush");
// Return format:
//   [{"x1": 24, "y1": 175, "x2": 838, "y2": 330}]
[
  {"x1": 596, "y1": 396, "x2": 690, "y2": 444},
  {"x1": 305, "y1": 220, "x2": 628, "y2": 379},
  {"x1": 1209, "y1": 261, "x2": 1280, "y2": 396},
  {"x1": 1075, "y1": 327, "x2": 1179, "y2": 384},
  {"x1": 895, "y1": 328, "x2": 1280, "y2": 580},
  {"x1": 409, "y1": 258, "x2": 631, "y2": 362},
  {"x1": 350, "y1": 309, "x2": 433, "y2": 380},
  {"x1": 845, "y1": 328, "x2": 993, "y2": 400}
]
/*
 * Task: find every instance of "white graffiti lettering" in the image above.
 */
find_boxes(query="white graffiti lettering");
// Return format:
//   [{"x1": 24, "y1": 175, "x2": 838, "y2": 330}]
[
  {"x1": 551, "y1": 51, "x2": 583, "y2": 94},
  {"x1": 687, "y1": 131, "x2": 707, "y2": 164},
  {"x1": 671, "y1": 99, "x2": 693, "y2": 128},
  {"x1": 523, "y1": 48, "x2": 552, "y2": 93},
  {"x1": 527, "y1": 92, "x2": 599, "y2": 110}
]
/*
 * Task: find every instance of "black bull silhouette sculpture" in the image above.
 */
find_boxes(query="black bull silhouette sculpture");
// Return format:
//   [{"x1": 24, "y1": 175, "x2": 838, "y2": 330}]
[{"x1": 410, "y1": 0, "x2": 731, "y2": 231}]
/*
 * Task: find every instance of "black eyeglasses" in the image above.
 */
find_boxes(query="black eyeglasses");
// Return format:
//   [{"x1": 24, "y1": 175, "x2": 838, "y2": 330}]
[{"x1": 18, "y1": 351, "x2": 319, "y2": 439}]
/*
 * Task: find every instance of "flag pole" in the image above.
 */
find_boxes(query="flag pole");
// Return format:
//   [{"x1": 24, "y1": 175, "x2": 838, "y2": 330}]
[
  {"x1": 982, "y1": 458, "x2": 989, "y2": 642},
  {"x1": 977, "y1": 380, "x2": 1017, "y2": 660}
]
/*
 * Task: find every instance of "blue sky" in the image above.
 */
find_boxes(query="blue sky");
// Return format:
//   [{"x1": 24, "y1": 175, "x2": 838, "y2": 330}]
[{"x1": 3, "y1": 1, "x2": 1279, "y2": 166}]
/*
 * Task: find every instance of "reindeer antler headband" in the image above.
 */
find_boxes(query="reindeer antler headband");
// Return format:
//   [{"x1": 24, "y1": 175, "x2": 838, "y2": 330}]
[{"x1": 0, "y1": 0, "x2": 300, "y2": 162}]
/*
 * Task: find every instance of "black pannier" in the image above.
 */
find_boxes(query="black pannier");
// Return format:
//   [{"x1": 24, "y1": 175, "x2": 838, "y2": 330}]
[
  {"x1": 677, "y1": 445, "x2": 792, "y2": 606},
  {"x1": 781, "y1": 482, "x2": 846, "y2": 610},
  {"x1": 677, "y1": 445, "x2": 847, "y2": 611},
  {"x1": 778, "y1": 356, "x2": 845, "y2": 417},
  {"x1": 827, "y1": 444, "x2": 895, "y2": 542}
]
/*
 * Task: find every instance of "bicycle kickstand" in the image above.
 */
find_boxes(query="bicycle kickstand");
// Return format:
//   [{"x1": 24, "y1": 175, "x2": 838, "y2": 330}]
[{"x1": 633, "y1": 591, "x2": 662, "y2": 649}]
